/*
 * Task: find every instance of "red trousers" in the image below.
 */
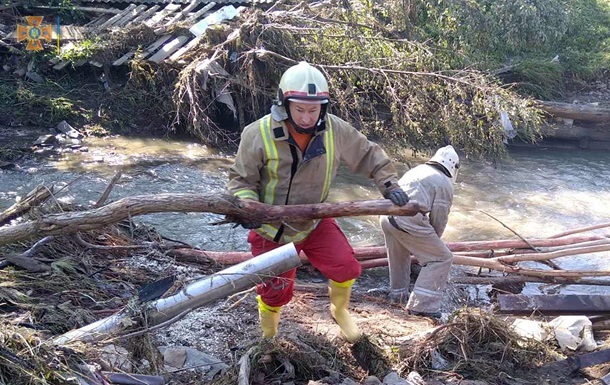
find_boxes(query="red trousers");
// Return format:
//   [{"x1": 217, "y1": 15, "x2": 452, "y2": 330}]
[{"x1": 248, "y1": 218, "x2": 361, "y2": 307}]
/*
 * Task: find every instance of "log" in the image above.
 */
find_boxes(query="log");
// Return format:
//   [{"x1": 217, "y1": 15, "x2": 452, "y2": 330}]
[
  {"x1": 0, "y1": 184, "x2": 53, "y2": 226},
  {"x1": 0, "y1": 194, "x2": 422, "y2": 246},
  {"x1": 540, "y1": 122, "x2": 610, "y2": 142},
  {"x1": 536, "y1": 100, "x2": 610, "y2": 123},
  {"x1": 451, "y1": 275, "x2": 610, "y2": 287}
]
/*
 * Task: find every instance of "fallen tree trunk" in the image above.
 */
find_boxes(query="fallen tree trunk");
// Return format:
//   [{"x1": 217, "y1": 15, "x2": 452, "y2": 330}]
[
  {"x1": 536, "y1": 100, "x2": 610, "y2": 123},
  {"x1": 0, "y1": 194, "x2": 422, "y2": 246},
  {"x1": 540, "y1": 122, "x2": 610, "y2": 142}
]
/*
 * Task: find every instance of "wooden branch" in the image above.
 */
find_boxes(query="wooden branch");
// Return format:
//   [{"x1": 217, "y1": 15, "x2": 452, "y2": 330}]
[
  {"x1": 451, "y1": 275, "x2": 610, "y2": 286},
  {"x1": 446, "y1": 234, "x2": 606, "y2": 252},
  {"x1": 5, "y1": 254, "x2": 51, "y2": 272},
  {"x1": 0, "y1": 194, "x2": 422, "y2": 246},
  {"x1": 496, "y1": 242, "x2": 610, "y2": 264},
  {"x1": 550, "y1": 222, "x2": 610, "y2": 239},
  {"x1": 95, "y1": 171, "x2": 122, "y2": 207},
  {"x1": 478, "y1": 210, "x2": 536, "y2": 250},
  {"x1": 0, "y1": 184, "x2": 53, "y2": 226},
  {"x1": 454, "y1": 254, "x2": 610, "y2": 278}
]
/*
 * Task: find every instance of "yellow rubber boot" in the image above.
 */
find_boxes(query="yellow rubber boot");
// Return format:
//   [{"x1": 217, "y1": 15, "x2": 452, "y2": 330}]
[
  {"x1": 257, "y1": 295, "x2": 281, "y2": 338},
  {"x1": 329, "y1": 279, "x2": 361, "y2": 343}
]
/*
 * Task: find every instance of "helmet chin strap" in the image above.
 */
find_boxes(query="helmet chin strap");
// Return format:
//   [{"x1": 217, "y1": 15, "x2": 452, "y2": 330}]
[
  {"x1": 285, "y1": 102, "x2": 327, "y2": 134},
  {"x1": 290, "y1": 118, "x2": 320, "y2": 134}
]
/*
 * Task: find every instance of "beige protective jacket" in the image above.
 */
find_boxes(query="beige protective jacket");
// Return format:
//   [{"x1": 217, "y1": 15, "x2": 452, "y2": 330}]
[
  {"x1": 392, "y1": 163, "x2": 454, "y2": 237},
  {"x1": 228, "y1": 113, "x2": 400, "y2": 244}
]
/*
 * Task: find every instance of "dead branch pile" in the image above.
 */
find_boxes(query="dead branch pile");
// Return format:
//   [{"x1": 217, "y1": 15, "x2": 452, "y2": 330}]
[
  {"x1": 212, "y1": 333, "x2": 361, "y2": 385},
  {"x1": 398, "y1": 308, "x2": 558, "y2": 381},
  {"x1": 170, "y1": 222, "x2": 610, "y2": 285},
  {"x1": 0, "y1": 323, "x2": 90, "y2": 384},
  {"x1": 167, "y1": 0, "x2": 543, "y2": 159}
]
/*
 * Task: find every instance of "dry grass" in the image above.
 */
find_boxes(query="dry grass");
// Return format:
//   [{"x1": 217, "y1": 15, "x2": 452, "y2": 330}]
[{"x1": 398, "y1": 308, "x2": 558, "y2": 381}]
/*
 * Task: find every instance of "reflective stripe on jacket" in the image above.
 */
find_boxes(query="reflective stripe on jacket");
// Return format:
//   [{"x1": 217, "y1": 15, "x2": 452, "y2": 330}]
[{"x1": 228, "y1": 113, "x2": 400, "y2": 244}]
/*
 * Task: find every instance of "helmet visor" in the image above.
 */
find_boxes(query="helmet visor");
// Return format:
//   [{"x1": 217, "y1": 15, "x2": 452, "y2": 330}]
[{"x1": 287, "y1": 97, "x2": 328, "y2": 105}]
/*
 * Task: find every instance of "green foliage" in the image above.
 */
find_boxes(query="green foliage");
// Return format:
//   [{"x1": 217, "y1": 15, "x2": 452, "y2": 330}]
[
  {"x1": 179, "y1": 3, "x2": 544, "y2": 160},
  {"x1": 387, "y1": 0, "x2": 610, "y2": 94},
  {"x1": 19, "y1": 0, "x2": 85, "y2": 23},
  {"x1": 59, "y1": 38, "x2": 104, "y2": 63},
  {"x1": 504, "y1": 60, "x2": 565, "y2": 99},
  {"x1": 0, "y1": 78, "x2": 82, "y2": 125}
]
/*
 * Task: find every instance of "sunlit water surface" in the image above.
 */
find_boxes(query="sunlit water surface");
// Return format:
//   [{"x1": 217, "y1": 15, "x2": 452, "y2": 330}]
[{"x1": 2, "y1": 135, "x2": 610, "y2": 299}]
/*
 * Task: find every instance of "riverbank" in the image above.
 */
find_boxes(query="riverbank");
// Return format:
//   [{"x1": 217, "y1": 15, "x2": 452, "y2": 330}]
[
  {"x1": 3, "y1": 129, "x2": 610, "y2": 384},
  {"x1": 0, "y1": 216, "x2": 600, "y2": 385}
]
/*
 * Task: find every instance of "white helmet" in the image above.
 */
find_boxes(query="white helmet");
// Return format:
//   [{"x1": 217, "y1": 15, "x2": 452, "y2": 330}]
[
  {"x1": 277, "y1": 61, "x2": 330, "y2": 106},
  {"x1": 428, "y1": 145, "x2": 460, "y2": 182}
]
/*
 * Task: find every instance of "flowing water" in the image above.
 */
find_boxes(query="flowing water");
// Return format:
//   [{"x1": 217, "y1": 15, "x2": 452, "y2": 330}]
[{"x1": 2, "y1": 134, "x2": 610, "y2": 298}]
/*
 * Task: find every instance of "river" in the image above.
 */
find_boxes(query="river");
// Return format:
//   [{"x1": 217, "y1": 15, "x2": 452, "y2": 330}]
[{"x1": 1, "y1": 134, "x2": 610, "y2": 299}]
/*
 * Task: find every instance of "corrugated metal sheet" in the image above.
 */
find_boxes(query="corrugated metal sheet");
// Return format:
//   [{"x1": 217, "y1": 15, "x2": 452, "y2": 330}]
[{"x1": 49, "y1": 2, "x2": 254, "y2": 69}]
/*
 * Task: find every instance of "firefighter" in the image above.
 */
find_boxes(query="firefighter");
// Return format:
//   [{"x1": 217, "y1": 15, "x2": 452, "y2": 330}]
[
  {"x1": 379, "y1": 145, "x2": 459, "y2": 318},
  {"x1": 227, "y1": 61, "x2": 408, "y2": 342}
]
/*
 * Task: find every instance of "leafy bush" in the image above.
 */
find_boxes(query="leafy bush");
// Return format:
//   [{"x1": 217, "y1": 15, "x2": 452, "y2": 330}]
[{"x1": 379, "y1": 0, "x2": 610, "y2": 96}]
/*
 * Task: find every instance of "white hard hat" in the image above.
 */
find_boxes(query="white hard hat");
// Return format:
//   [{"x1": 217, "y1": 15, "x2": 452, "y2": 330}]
[
  {"x1": 429, "y1": 145, "x2": 460, "y2": 181},
  {"x1": 277, "y1": 62, "x2": 330, "y2": 106}
]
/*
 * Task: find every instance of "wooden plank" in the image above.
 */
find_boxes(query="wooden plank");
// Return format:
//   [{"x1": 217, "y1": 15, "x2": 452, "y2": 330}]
[
  {"x1": 147, "y1": 35, "x2": 191, "y2": 63},
  {"x1": 145, "y1": 3, "x2": 181, "y2": 27},
  {"x1": 183, "y1": 2, "x2": 217, "y2": 25},
  {"x1": 168, "y1": 35, "x2": 202, "y2": 62},
  {"x1": 112, "y1": 34, "x2": 173, "y2": 66},
  {"x1": 164, "y1": 0, "x2": 199, "y2": 27},
  {"x1": 53, "y1": 60, "x2": 70, "y2": 70},
  {"x1": 85, "y1": 15, "x2": 110, "y2": 28},
  {"x1": 497, "y1": 294, "x2": 610, "y2": 314},
  {"x1": 131, "y1": 5, "x2": 160, "y2": 25},
  {"x1": 95, "y1": 4, "x2": 137, "y2": 31},
  {"x1": 113, "y1": 4, "x2": 149, "y2": 28}
]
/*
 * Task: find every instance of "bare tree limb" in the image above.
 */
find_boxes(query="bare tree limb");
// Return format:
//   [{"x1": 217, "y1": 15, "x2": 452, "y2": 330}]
[{"x1": 0, "y1": 194, "x2": 422, "y2": 246}]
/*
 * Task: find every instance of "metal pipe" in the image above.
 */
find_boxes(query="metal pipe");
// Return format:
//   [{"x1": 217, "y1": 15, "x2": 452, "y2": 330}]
[
  {"x1": 148, "y1": 242, "x2": 299, "y2": 323},
  {"x1": 54, "y1": 243, "x2": 300, "y2": 344}
]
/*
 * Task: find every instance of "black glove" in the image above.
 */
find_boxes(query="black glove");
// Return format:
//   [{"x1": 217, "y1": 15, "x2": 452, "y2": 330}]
[
  {"x1": 385, "y1": 188, "x2": 409, "y2": 206},
  {"x1": 239, "y1": 221, "x2": 262, "y2": 230},
  {"x1": 225, "y1": 215, "x2": 262, "y2": 229}
]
